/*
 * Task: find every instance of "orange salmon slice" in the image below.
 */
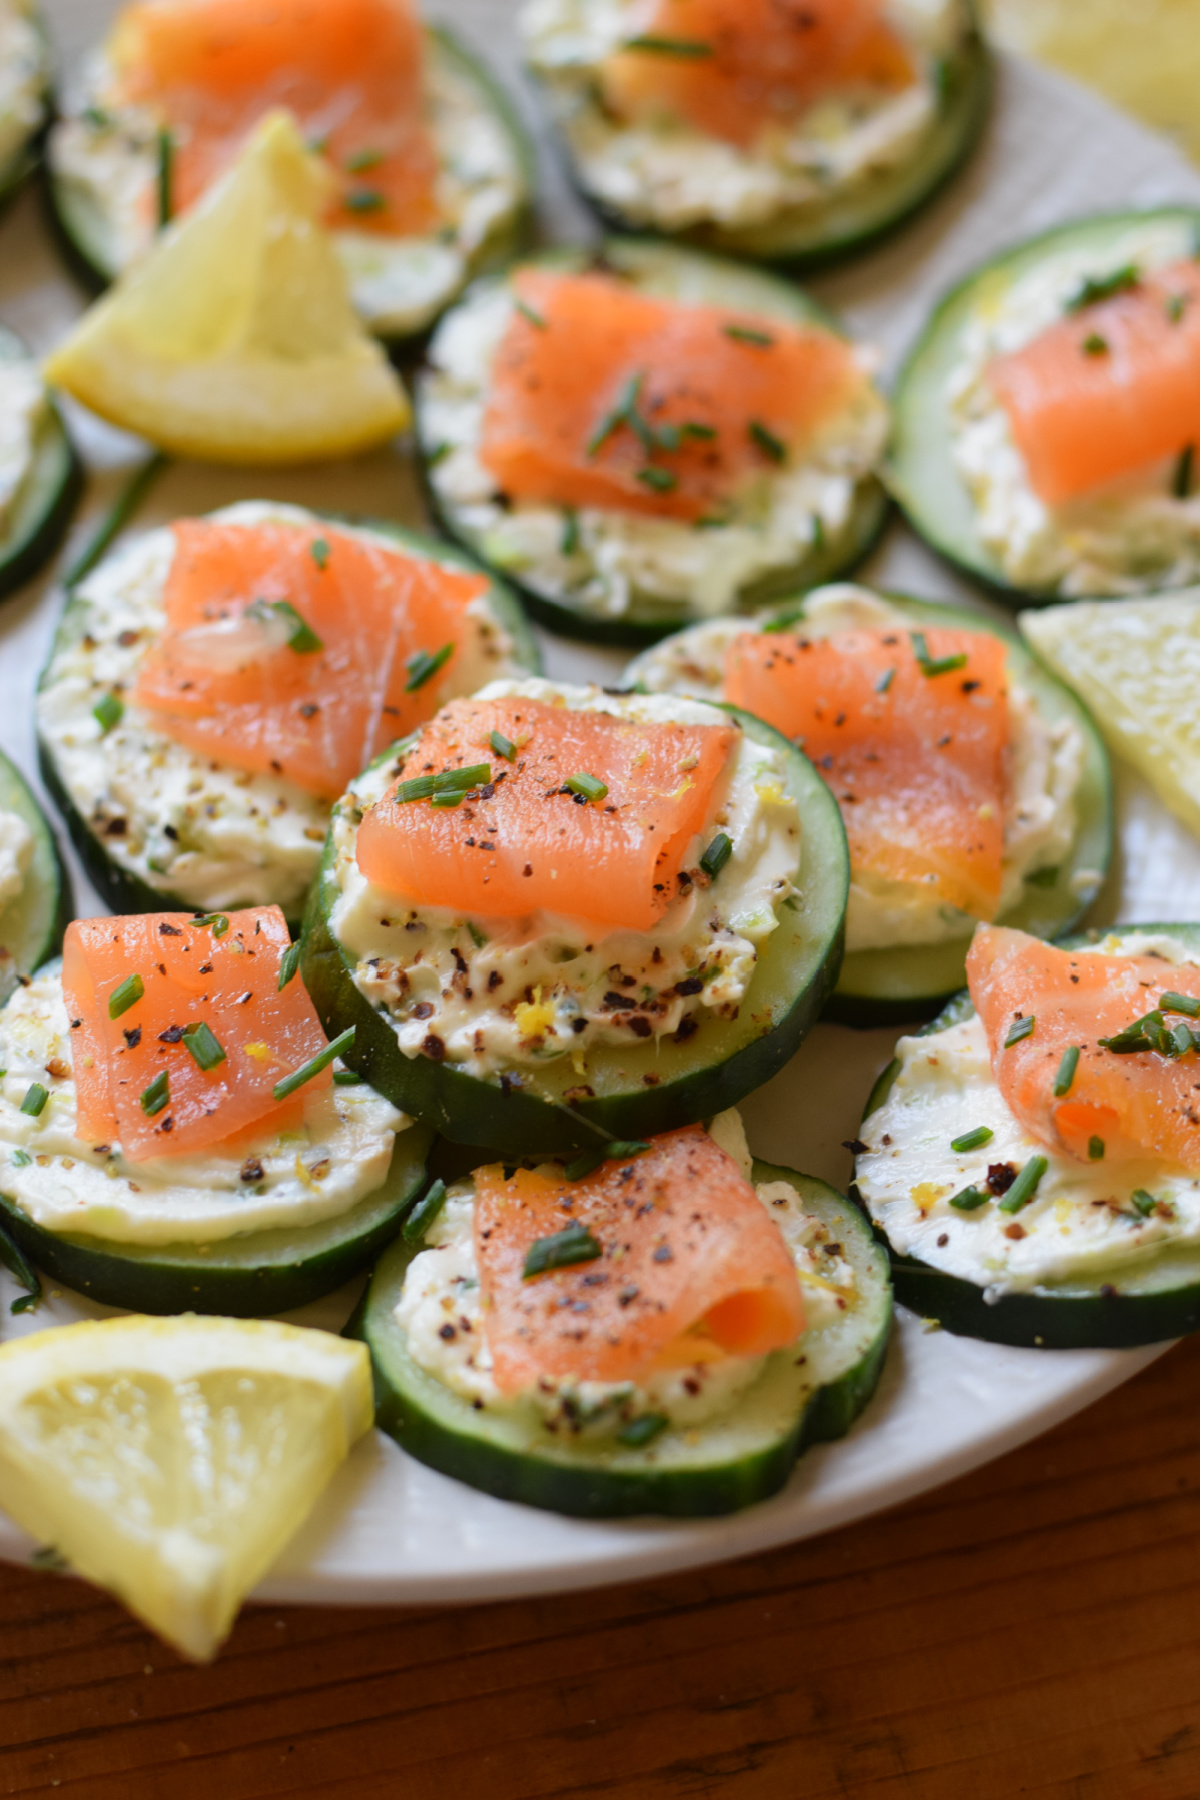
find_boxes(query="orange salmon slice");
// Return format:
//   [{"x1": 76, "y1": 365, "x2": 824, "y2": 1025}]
[
  {"x1": 988, "y1": 261, "x2": 1200, "y2": 506},
  {"x1": 63, "y1": 907, "x2": 332, "y2": 1163},
  {"x1": 968, "y1": 924, "x2": 1200, "y2": 1171},
  {"x1": 355, "y1": 694, "x2": 736, "y2": 931},
  {"x1": 474, "y1": 1126, "x2": 805, "y2": 1394},
  {"x1": 479, "y1": 268, "x2": 866, "y2": 523},
  {"x1": 724, "y1": 623, "x2": 1009, "y2": 920},
  {"x1": 132, "y1": 519, "x2": 490, "y2": 801},
  {"x1": 602, "y1": 0, "x2": 915, "y2": 148},
  {"x1": 113, "y1": 0, "x2": 439, "y2": 235}
]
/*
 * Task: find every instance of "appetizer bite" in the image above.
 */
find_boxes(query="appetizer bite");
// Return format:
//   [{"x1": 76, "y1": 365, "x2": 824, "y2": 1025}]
[
  {"x1": 303, "y1": 676, "x2": 848, "y2": 1153},
  {"x1": 356, "y1": 1113, "x2": 891, "y2": 1516},
  {"x1": 0, "y1": 905, "x2": 431, "y2": 1314},
  {"x1": 417, "y1": 237, "x2": 889, "y2": 644},
  {"x1": 855, "y1": 922, "x2": 1200, "y2": 1347},
  {"x1": 0, "y1": 0, "x2": 49, "y2": 209},
  {"x1": 37, "y1": 502, "x2": 536, "y2": 923},
  {"x1": 627, "y1": 584, "x2": 1111, "y2": 1023},
  {"x1": 47, "y1": 0, "x2": 531, "y2": 343},
  {"x1": 0, "y1": 748, "x2": 70, "y2": 1005},
  {"x1": 892, "y1": 207, "x2": 1200, "y2": 601},
  {"x1": 520, "y1": 0, "x2": 988, "y2": 267},
  {"x1": 0, "y1": 326, "x2": 81, "y2": 601}
]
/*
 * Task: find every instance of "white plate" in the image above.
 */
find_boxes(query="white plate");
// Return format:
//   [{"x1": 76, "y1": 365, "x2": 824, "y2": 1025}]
[{"x1": 0, "y1": 2, "x2": 1198, "y2": 1604}]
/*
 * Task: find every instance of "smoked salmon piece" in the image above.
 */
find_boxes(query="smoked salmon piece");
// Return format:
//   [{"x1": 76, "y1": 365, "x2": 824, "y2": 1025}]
[
  {"x1": 112, "y1": 0, "x2": 439, "y2": 235},
  {"x1": 724, "y1": 623, "x2": 1009, "y2": 920},
  {"x1": 63, "y1": 907, "x2": 332, "y2": 1162},
  {"x1": 480, "y1": 268, "x2": 866, "y2": 523},
  {"x1": 133, "y1": 519, "x2": 489, "y2": 800},
  {"x1": 601, "y1": 0, "x2": 915, "y2": 149},
  {"x1": 988, "y1": 261, "x2": 1200, "y2": 506},
  {"x1": 968, "y1": 923, "x2": 1200, "y2": 1171},
  {"x1": 355, "y1": 694, "x2": 736, "y2": 931},
  {"x1": 474, "y1": 1126, "x2": 805, "y2": 1394}
]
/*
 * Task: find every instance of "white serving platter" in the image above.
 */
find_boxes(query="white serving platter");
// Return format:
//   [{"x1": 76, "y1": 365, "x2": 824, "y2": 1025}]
[{"x1": 0, "y1": 0, "x2": 1198, "y2": 1605}]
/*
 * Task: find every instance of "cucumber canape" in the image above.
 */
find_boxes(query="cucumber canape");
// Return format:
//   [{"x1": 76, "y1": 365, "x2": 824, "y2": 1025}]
[
  {"x1": 627, "y1": 583, "x2": 1112, "y2": 1027},
  {"x1": 353, "y1": 1121, "x2": 892, "y2": 1519},
  {"x1": 890, "y1": 207, "x2": 1200, "y2": 603},
  {"x1": 415, "y1": 235, "x2": 890, "y2": 646},
  {"x1": 0, "y1": 909, "x2": 433, "y2": 1317},
  {"x1": 0, "y1": 326, "x2": 82, "y2": 603},
  {"x1": 0, "y1": 749, "x2": 70, "y2": 1006},
  {"x1": 46, "y1": 19, "x2": 533, "y2": 346},
  {"x1": 37, "y1": 502, "x2": 539, "y2": 926},
  {"x1": 0, "y1": 0, "x2": 51, "y2": 214},
  {"x1": 303, "y1": 678, "x2": 849, "y2": 1155},
  {"x1": 854, "y1": 923, "x2": 1200, "y2": 1348},
  {"x1": 520, "y1": 0, "x2": 989, "y2": 269}
]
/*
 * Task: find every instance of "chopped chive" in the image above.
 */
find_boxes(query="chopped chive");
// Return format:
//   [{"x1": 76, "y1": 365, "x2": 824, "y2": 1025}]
[
  {"x1": 949, "y1": 1186, "x2": 989, "y2": 1211},
  {"x1": 1066, "y1": 265, "x2": 1139, "y2": 312},
  {"x1": 1082, "y1": 332, "x2": 1109, "y2": 356},
  {"x1": 467, "y1": 921, "x2": 488, "y2": 949},
  {"x1": 405, "y1": 643, "x2": 454, "y2": 693},
  {"x1": 523, "y1": 1219, "x2": 603, "y2": 1279},
  {"x1": 1053, "y1": 1045, "x2": 1080, "y2": 1096},
  {"x1": 1088, "y1": 1135, "x2": 1106, "y2": 1160},
  {"x1": 810, "y1": 515, "x2": 825, "y2": 551},
  {"x1": 310, "y1": 537, "x2": 331, "y2": 570},
  {"x1": 565, "y1": 772, "x2": 609, "y2": 802},
  {"x1": 1162, "y1": 991, "x2": 1200, "y2": 1016},
  {"x1": 636, "y1": 466, "x2": 677, "y2": 492},
  {"x1": 426, "y1": 441, "x2": 452, "y2": 468},
  {"x1": 394, "y1": 763, "x2": 490, "y2": 804},
  {"x1": 605, "y1": 1139, "x2": 651, "y2": 1163},
  {"x1": 1172, "y1": 1019, "x2": 1198, "y2": 1057},
  {"x1": 875, "y1": 667, "x2": 896, "y2": 694},
  {"x1": 10, "y1": 1149, "x2": 31, "y2": 1168},
  {"x1": 156, "y1": 127, "x2": 173, "y2": 229},
  {"x1": 489, "y1": 730, "x2": 517, "y2": 761},
  {"x1": 278, "y1": 941, "x2": 302, "y2": 991},
  {"x1": 748, "y1": 419, "x2": 787, "y2": 463},
  {"x1": 623, "y1": 34, "x2": 712, "y2": 55},
  {"x1": 910, "y1": 630, "x2": 968, "y2": 677},
  {"x1": 1174, "y1": 444, "x2": 1194, "y2": 499},
  {"x1": 307, "y1": 134, "x2": 329, "y2": 155},
  {"x1": 1099, "y1": 1010, "x2": 1166, "y2": 1053},
  {"x1": 998, "y1": 1154, "x2": 1048, "y2": 1215},
  {"x1": 680, "y1": 421, "x2": 716, "y2": 441},
  {"x1": 763, "y1": 605, "x2": 806, "y2": 634},
  {"x1": 515, "y1": 298, "x2": 547, "y2": 329},
  {"x1": 700, "y1": 832, "x2": 733, "y2": 880},
  {"x1": 273, "y1": 1026, "x2": 356, "y2": 1101},
  {"x1": 140, "y1": 1070, "x2": 170, "y2": 1117},
  {"x1": 344, "y1": 187, "x2": 385, "y2": 213},
  {"x1": 344, "y1": 147, "x2": 383, "y2": 172},
  {"x1": 92, "y1": 692, "x2": 124, "y2": 733},
  {"x1": 191, "y1": 912, "x2": 230, "y2": 938},
  {"x1": 1129, "y1": 1189, "x2": 1158, "y2": 1218},
  {"x1": 1004, "y1": 1014, "x2": 1035, "y2": 1047},
  {"x1": 951, "y1": 1126, "x2": 994, "y2": 1153},
  {"x1": 1026, "y1": 865, "x2": 1059, "y2": 889},
  {"x1": 586, "y1": 371, "x2": 643, "y2": 459},
  {"x1": 19, "y1": 1084, "x2": 48, "y2": 1119},
  {"x1": 64, "y1": 452, "x2": 170, "y2": 590},
  {"x1": 560, "y1": 508, "x2": 581, "y2": 556},
  {"x1": 564, "y1": 1146, "x2": 606, "y2": 1182},
  {"x1": 402, "y1": 1178, "x2": 448, "y2": 1244},
  {"x1": 430, "y1": 791, "x2": 464, "y2": 808},
  {"x1": 618, "y1": 1413, "x2": 668, "y2": 1447},
  {"x1": 108, "y1": 973, "x2": 144, "y2": 1020},
  {"x1": 182, "y1": 1022, "x2": 226, "y2": 1072},
  {"x1": 247, "y1": 597, "x2": 323, "y2": 653},
  {"x1": 82, "y1": 104, "x2": 111, "y2": 129},
  {"x1": 724, "y1": 324, "x2": 775, "y2": 348},
  {"x1": 332, "y1": 1068, "x2": 363, "y2": 1086},
  {"x1": 1167, "y1": 292, "x2": 1189, "y2": 323}
]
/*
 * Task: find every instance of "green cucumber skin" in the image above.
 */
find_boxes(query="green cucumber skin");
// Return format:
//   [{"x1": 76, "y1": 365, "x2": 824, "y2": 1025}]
[
  {"x1": 0, "y1": 402, "x2": 82, "y2": 603},
  {"x1": 888, "y1": 206, "x2": 1200, "y2": 605},
  {"x1": 352, "y1": 1163, "x2": 892, "y2": 1519},
  {"x1": 302, "y1": 708, "x2": 849, "y2": 1155},
  {"x1": 0, "y1": 1122, "x2": 433, "y2": 1317},
  {"x1": 36, "y1": 514, "x2": 539, "y2": 928},
  {"x1": 537, "y1": 24, "x2": 990, "y2": 271},
  {"x1": 0, "y1": 755, "x2": 72, "y2": 1002},
  {"x1": 855, "y1": 930, "x2": 1200, "y2": 1347}
]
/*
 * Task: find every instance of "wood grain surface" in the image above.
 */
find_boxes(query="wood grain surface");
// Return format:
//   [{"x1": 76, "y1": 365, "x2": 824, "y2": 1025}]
[{"x1": 1, "y1": 1333, "x2": 1198, "y2": 1800}]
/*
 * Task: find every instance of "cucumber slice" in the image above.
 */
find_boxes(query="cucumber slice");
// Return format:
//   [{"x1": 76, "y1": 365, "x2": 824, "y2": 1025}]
[
  {"x1": 889, "y1": 206, "x2": 1200, "y2": 603},
  {"x1": 0, "y1": 752, "x2": 71, "y2": 1006},
  {"x1": 302, "y1": 707, "x2": 849, "y2": 1155},
  {"x1": 855, "y1": 926, "x2": 1200, "y2": 1347},
  {"x1": 352, "y1": 1162, "x2": 891, "y2": 1518},
  {"x1": 0, "y1": 1119, "x2": 433, "y2": 1317},
  {"x1": 416, "y1": 235, "x2": 890, "y2": 647},
  {"x1": 36, "y1": 513, "x2": 540, "y2": 926},
  {"x1": 44, "y1": 26, "x2": 534, "y2": 346},
  {"x1": 535, "y1": 19, "x2": 990, "y2": 271},
  {"x1": 0, "y1": 328, "x2": 81, "y2": 603}
]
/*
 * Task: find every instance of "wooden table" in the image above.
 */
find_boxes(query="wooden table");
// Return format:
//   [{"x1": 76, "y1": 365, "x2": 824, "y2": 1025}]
[{"x1": 3, "y1": 1334, "x2": 1199, "y2": 1799}]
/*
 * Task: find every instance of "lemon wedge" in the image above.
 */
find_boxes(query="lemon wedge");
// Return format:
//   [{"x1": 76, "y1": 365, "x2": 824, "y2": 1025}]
[
  {"x1": 43, "y1": 111, "x2": 411, "y2": 463},
  {"x1": 1021, "y1": 594, "x2": 1200, "y2": 839},
  {"x1": 0, "y1": 1314, "x2": 372, "y2": 1660}
]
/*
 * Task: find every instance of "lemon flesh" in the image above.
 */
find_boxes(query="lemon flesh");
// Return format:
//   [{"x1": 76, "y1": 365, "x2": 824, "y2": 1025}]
[
  {"x1": 44, "y1": 111, "x2": 411, "y2": 464},
  {"x1": 1021, "y1": 594, "x2": 1200, "y2": 841},
  {"x1": 0, "y1": 1314, "x2": 372, "y2": 1660}
]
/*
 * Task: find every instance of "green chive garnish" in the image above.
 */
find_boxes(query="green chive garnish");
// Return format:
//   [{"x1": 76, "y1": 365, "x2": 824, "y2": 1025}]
[
  {"x1": 565, "y1": 772, "x2": 608, "y2": 803},
  {"x1": 1167, "y1": 293, "x2": 1189, "y2": 323},
  {"x1": 332, "y1": 1068, "x2": 363, "y2": 1086},
  {"x1": 748, "y1": 419, "x2": 787, "y2": 463},
  {"x1": 140, "y1": 1070, "x2": 169, "y2": 1117},
  {"x1": 344, "y1": 187, "x2": 384, "y2": 213},
  {"x1": 273, "y1": 1026, "x2": 356, "y2": 1102},
  {"x1": 430, "y1": 792, "x2": 464, "y2": 808},
  {"x1": 523, "y1": 1220, "x2": 603, "y2": 1279},
  {"x1": 192, "y1": 913, "x2": 230, "y2": 937},
  {"x1": 278, "y1": 941, "x2": 302, "y2": 991},
  {"x1": 1004, "y1": 1015, "x2": 1035, "y2": 1047},
  {"x1": 1088, "y1": 1135, "x2": 1105, "y2": 1160},
  {"x1": 911, "y1": 631, "x2": 968, "y2": 677},
  {"x1": 1130, "y1": 1189, "x2": 1158, "y2": 1218},
  {"x1": 247, "y1": 597, "x2": 323, "y2": 653},
  {"x1": 1174, "y1": 444, "x2": 1195, "y2": 500},
  {"x1": 1053, "y1": 1045, "x2": 1080, "y2": 1096},
  {"x1": 405, "y1": 643, "x2": 454, "y2": 693},
  {"x1": 560, "y1": 508, "x2": 581, "y2": 556},
  {"x1": 310, "y1": 538, "x2": 331, "y2": 570},
  {"x1": 762, "y1": 605, "x2": 805, "y2": 634},
  {"x1": 700, "y1": 833, "x2": 733, "y2": 880},
  {"x1": 1162, "y1": 991, "x2": 1200, "y2": 1016},
  {"x1": 394, "y1": 764, "x2": 490, "y2": 804},
  {"x1": 636, "y1": 466, "x2": 677, "y2": 492},
  {"x1": 92, "y1": 693, "x2": 124, "y2": 733},
  {"x1": 515, "y1": 298, "x2": 547, "y2": 329},
  {"x1": 402, "y1": 1178, "x2": 448, "y2": 1244},
  {"x1": 1172, "y1": 1019, "x2": 1198, "y2": 1056},
  {"x1": 489, "y1": 729, "x2": 517, "y2": 761},
  {"x1": 724, "y1": 324, "x2": 775, "y2": 348},
  {"x1": 951, "y1": 1126, "x2": 994, "y2": 1153},
  {"x1": 108, "y1": 973, "x2": 144, "y2": 1020},
  {"x1": 623, "y1": 34, "x2": 712, "y2": 55},
  {"x1": 875, "y1": 667, "x2": 896, "y2": 694},
  {"x1": 949, "y1": 1187, "x2": 989, "y2": 1211},
  {"x1": 156, "y1": 126, "x2": 173, "y2": 230},
  {"x1": 344, "y1": 147, "x2": 383, "y2": 172},
  {"x1": 10, "y1": 1149, "x2": 31, "y2": 1168},
  {"x1": 618, "y1": 1413, "x2": 668, "y2": 1447},
  {"x1": 182, "y1": 1022, "x2": 226, "y2": 1072},
  {"x1": 1066, "y1": 265, "x2": 1139, "y2": 312},
  {"x1": 680, "y1": 421, "x2": 716, "y2": 441},
  {"x1": 586, "y1": 371, "x2": 643, "y2": 459},
  {"x1": 19, "y1": 1084, "x2": 48, "y2": 1118},
  {"x1": 998, "y1": 1154, "x2": 1048, "y2": 1215},
  {"x1": 1082, "y1": 332, "x2": 1109, "y2": 356}
]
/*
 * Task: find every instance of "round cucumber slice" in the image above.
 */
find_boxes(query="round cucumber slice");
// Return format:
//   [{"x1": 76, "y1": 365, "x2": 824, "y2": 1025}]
[
  {"x1": 351, "y1": 1162, "x2": 891, "y2": 1519},
  {"x1": 0, "y1": 328, "x2": 81, "y2": 603},
  {"x1": 0, "y1": 752, "x2": 71, "y2": 1006},
  {"x1": 302, "y1": 707, "x2": 849, "y2": 1155},
  {"x1": 889, "y1": 206, "x2": 1200, "y2": 603},
  {"x1": 45, "y1": 25, "x2": 534, "y2": 345},
  {"x1": 415, "y1": 235, "x2": 890, "y2": 647},
  {"x1": 0, "y1": 1119, "x2": 433, "y2": 1317},
  {"x1": 855, "y1": 926, "x2": 1200, "y2": 1347},
  {"x1": 36, "y1": 512, "x2": 540, "y2": 926}
]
